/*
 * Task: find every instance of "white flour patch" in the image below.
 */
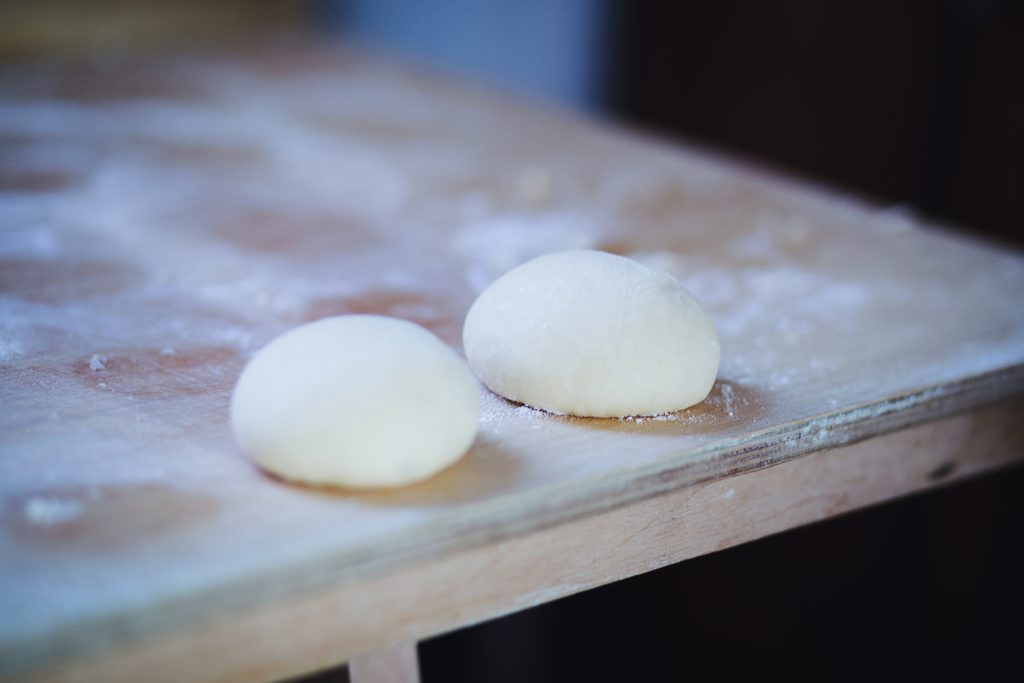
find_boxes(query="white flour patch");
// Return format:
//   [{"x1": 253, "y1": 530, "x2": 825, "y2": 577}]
[
  {"x1": 455, "y1": 213, "x2": 600, "y2": 292},
  {"x1": 23, "y1": 496, "x2": 84, "y2": 525}
]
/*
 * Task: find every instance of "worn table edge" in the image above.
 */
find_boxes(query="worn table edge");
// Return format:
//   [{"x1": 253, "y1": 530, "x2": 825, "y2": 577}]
[{"x1": 3, "y1": 362, "x2": 1023, "y2": 678}]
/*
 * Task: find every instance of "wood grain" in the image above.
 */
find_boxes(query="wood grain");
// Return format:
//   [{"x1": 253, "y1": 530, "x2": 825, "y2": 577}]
[{"x1": 1, "y1": 42, "x2": 1023, "y2": 682}]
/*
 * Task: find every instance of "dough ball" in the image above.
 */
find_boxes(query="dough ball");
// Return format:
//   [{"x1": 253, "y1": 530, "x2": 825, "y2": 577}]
[
  {"x1": 462, "y1": 250, "x2": 720, "y2": 417},
  {"x1": 231, "y1": 315, "x2": 480, "y2": 489}
]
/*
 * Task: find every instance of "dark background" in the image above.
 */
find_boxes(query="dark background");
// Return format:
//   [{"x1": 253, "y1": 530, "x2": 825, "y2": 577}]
[{"x1": 607, "y1": 0, "x2": 1024, "y2": 248}]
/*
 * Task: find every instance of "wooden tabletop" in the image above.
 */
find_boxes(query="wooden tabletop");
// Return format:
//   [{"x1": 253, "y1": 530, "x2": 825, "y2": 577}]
[{"x1": 2, "y1": 40, "x2": 1023, "y2": 683}]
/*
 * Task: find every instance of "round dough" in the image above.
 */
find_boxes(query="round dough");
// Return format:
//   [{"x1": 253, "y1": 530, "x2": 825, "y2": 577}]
[
  {"x1": 462, "y1": 250, "x2": 720, "y2": 417},
  {"x1": 230, "y1": 315, "x2": 480, "y2": 488}
]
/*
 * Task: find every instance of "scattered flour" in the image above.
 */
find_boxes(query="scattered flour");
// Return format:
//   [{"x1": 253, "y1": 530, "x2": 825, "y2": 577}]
[
  {"x1": 455, "y1": 213, "x2": 600, "y2": 292},
  {"x1": 216, "y1": 329, "x2": 254, "y2": 352},
  {"x1": 872, "y1": 205, "x2": 918, "y2": 237},
  {"x1": 516, "y1": 166, "x2": 555, "y2": 204},
  {"x1": 720, "y1": 383, "x2": 736, "y2": 418},
  {"x1": 0, "y1": 335, "x2": 24, "y2": 361},
  {"x1": 623, "y1": 413, "x2": 679, "y2": 424},
  {"x1": 23, "y1": 496, "x2": 83, "y2": 525}
]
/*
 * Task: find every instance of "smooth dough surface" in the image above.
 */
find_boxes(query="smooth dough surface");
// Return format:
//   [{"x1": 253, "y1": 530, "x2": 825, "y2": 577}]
[
  {"x1": 231, "y1": 315, "x2": 480, "y2": 488},
  {"x1": 463, "y1": 250, "x2": 720, "y2": 417}
]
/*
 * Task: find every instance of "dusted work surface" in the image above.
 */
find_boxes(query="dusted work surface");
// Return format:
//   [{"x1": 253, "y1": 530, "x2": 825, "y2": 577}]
[{"x1": 2, "y1": 41, "x2": 1023, "y2": 683}]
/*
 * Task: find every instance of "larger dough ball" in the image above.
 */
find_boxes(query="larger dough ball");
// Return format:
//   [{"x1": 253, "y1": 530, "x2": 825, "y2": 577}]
[
  {"x1": 463, "y1": 250, "x2": 720, "y2": 417},
  {"x1": 231, "y1": 315, "x2": 480, "y2": 489}
]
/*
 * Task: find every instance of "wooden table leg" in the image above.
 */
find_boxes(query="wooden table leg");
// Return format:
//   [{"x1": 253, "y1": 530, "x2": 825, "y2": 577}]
[{"x1": 348, "y1": 643, "x2": 421, "y2": 683}]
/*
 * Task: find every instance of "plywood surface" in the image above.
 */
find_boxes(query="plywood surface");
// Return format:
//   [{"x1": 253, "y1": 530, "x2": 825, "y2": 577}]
[
  {"x1": 1, "y1": 41, "x2": 1023, "y2": 680},
  {"x1": 19, "y1": 402, "x2": 1024, "y2": 683}
]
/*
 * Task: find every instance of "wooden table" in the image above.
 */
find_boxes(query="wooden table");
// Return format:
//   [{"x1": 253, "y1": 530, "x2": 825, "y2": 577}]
[{"x1": 2, "y1": 40, "x2": 1023, "y2": 683}]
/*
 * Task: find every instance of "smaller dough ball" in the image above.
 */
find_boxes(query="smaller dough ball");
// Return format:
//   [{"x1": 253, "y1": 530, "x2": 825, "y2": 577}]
[
  {"x1": 231, "y1": 315, "x2": 480, "y2": 489},
  {"x1": 463, "y1": 250, "x2": 720, "y2": 417}
]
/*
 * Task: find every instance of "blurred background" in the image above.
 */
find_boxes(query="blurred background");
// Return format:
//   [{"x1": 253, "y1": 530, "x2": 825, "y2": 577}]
[
  {"x1": 3, "y1": 1, "x2": 1021, "y2": 680},
  {"x1": 3, "y1": 0, "x2": 1021, "y2": 246}
]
